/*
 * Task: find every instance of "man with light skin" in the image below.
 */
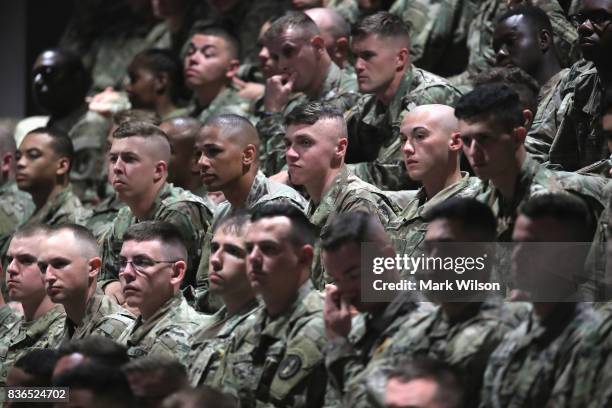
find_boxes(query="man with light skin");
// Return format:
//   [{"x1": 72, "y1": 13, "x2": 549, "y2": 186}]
[
  {"x1": 184, "y1": 27, "x2": 251, "y2": 123},
  {"x1": 345, "y1": 11, "x2": 462, "y2": 191},
  {"x1": 116, "y1": 221, "x2": 205, "y2": 360},
  {"x1": 100, "y1": 121, "x2": 213, "y2": 305},
  {"x1": 187, "y1": 214, "x2": 261, "y2": 387},
  {"x1": 257, "y1": 11, "x2": 358, "y2": 176},
  {"x1": 284, "y1": 100, "x2": 399, "y2": 288},
  {"x1": 38, "y1": 224, "x2": 133, "y2": 345},
  {"x1": 304, "y1": 7, "x2": 352, "y2": 69},
  {"x1": 160, "y1": 116, "x2": 204, "y2": 197},
  {"x1": 0, "y1": 225, "x2": 65, "y2": 385},
  {"x1": 386, "y1": 105, "x2": 482, "y2": 273}
]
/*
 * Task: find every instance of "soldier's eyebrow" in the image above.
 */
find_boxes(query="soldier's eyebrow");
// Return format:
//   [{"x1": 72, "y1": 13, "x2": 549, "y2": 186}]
[{"x1": 199, "y1": 44, "x2": 218, "y2": 53}]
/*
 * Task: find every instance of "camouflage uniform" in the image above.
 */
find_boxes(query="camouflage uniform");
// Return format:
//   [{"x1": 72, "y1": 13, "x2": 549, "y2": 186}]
[
  {"x1": 527, "y1": 60, "x2": 610, "y2": 171},
  {"x1": 192, "y1": 84, "x2": 254, "y2": 124},
  {"x1": 0, "y1": 306, "x2": 20, "y2": 336},
  {"x1": 86, "y1": 192, "x2": 126, "y2": 242},
  {"x1": 347, "y1": 300, "x2": 519, "y2": 408},
  {"x1": 24, "y1": 184, "x2": 91, "y2": 227},
  {"x1": 187, "y1": 299, "x2": 261, "y2": 387},
  {"x1": 451, "y1": 0, "x2": 579, "y2": 88},
  {"x1": 480, "y1": 303, "x2": 601, "y2": 408},
  {"x1": 257, "y1": 63, "x2": 360, "y2": 176},
  {"x1": 58, "y1": 293, "x2": 134, "y2": 346},
  {"x1": 0, "y1": 305, "x2": 65, "y2": 385},
  {"x1": 210, "y1": 281, "x2": 328, "y2": 408},
  {"x1": 386, "y1": 173, "x2": 482, "y2": 277},
  {"x1": 324, "y1": 294, "x2": 418, "y2": 405},
  {"x1": 345, "y1": 65, "x2": 462, "y2": 191},
  {"x1": 99, "y1": 183, "x2": 214, "y2": 289},
  {"x1": 307, "y1": 165, "x2": 400, "y2": 289},
  {"x1": 0, "y1": 181, "x2": 34, "y2": 237},
  {"x1": 389, "y1": 0, "x2": 470, "y2": 77},
  {"x1": 117, "y1": 291, "x2": 206, "y2": 361}
]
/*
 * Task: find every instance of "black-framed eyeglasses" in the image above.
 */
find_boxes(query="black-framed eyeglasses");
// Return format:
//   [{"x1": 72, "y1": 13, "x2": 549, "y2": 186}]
[
  {"x1": 117, "y1": 256, "x2": 178, "y2": 273},
  {"x1": 570, "y1": 11, "x2": 612, "y2": 29}
]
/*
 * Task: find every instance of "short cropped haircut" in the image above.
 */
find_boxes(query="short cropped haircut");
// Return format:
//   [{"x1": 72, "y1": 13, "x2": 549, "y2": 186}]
[
  {"x1": 123, "y1": 221, "x2": 188, "y2": 258},
  {"x1": 352, "y1": 12, "x2": 410, "y2": 46},
  {"x1": 13, "y1": 223, "x2": 50, "y2": 240},
  {"x1": 190, "y1": 25, "x2": 240, "y2": 60},
  {"x1": 214, "y1": 211, "x2": 252, "y2": 235},
  {"x1": 48, "y1": 223, "x2": 99, "y2": 258},
  {"x1": 321, "y1": 211, "x2": 381, "y2": 251},
  {"x1": 53, "y1": 362, "x2": 134, "y2": 407},
  {"x1": 132, "y1": 48, "x2": 188, "y2": 103},
  {"x1": 455, "y1": 83, "x2": 525, "y2": 133},
  {"x1": 112, "y1": 120, "x2": 170, "y2": 142},
  {"x1": 112, "y1": 109, "x2": 162, "y2": 127},
  {"x1": 14, "y1": 349, "x2": 59, "y2": 387},
  {"x1": 497, "y1": 5, "x2": 553, "y2": 33},
  {"x1": 423, "y1": 197, "x2": 497, "y2": 241},
  {"x1": 474, "y1": 67, "x2": 539, "y2": 117},
  {"x1": 387, "y1": 357, "x2": 465, "y2": 408},
  {"x1": 162, "y1": 386, "x2": 238, "y2": 408},
  {"x1": 284, "y1": 100, "x2": 345, "y2": 127},
  {"x1": 251, "y1": 203, "x2": 316, "y2": 247},
  {"x1": 519, "y1": 193, "x2": 595, "y2": 241},
  {"x1": 57, "y1": 336, "x2": 129, "y2": 367},
  {"x1": 264, "y1": 11, "x2": 320, "y2": 44},
  {"x1": 204, "y1": 114, "x2": 259, "y2": 140},
  {"x1": 26, "y1": 126, "x2": 74, "y2": 166},
  {"x1": 123, "y1": 355, "x2": 188, "y2": 391}
]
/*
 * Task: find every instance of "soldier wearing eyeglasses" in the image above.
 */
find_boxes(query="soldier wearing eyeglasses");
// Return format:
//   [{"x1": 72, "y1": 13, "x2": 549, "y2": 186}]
[
  {"x1": 116, "y1": 221, "x2": 206, "y2": 361},
  {"x1": 527, "y1": 0, "x2": 612, "y2": 171}
]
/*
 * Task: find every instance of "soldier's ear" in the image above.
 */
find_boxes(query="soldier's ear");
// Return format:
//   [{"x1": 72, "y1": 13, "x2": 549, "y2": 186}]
[
  {"x1": 170, "y1": 260, "x2": 186, "y2": 286},
  {"x1": 334, "y1": 37, "x2": 350, "y2": 65},
  {"x1": 88, "y1": 257, "x2": 102, "y2": 280},
  {"x1": 336, "y1": 137, "x2": 348, "y2": 158},
  {"x1": 449, "y1": 132, "x2": 462, "y2": 152},
  {"x1": 297, "y1": 244, "x2": 314, "y2": 270},
  {"x1": 0, "y1": 152, "x2": 12, "y2": 174},
  {"x1": 154, "y1": 72, "x2": 169, "y2": 95},
  {"x1": 56, "y1": 156, "x2": 70, "y2": 177},
  {"x1": 153, "y1": 160, "x2": 167, "y2": 182},
  {"x1": 522, "y1": 109, "x2": 534, "y2": 129},
  {"x1": 539, "y1": 29, "x2": 552, "y2": 52},
  {"x1": 311, "y1": 35, "x2": 326, "y2": 54},
  {"x1": 225, "y1": 59, "x2": 241, "y2": 79},
  {"x1": 512, "y1": 126, "x2": 527, "y2": 146},
  {"x1": 242, "y1": 144, "x2": 257, "y2": 166},
  {"x1": 396, "y1": 48, "x2": 409, "y2": 71}
]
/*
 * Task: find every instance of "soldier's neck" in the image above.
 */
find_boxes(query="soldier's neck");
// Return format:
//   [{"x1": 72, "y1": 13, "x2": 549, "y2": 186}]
[
  {"x1": 22, "y1": 295, "x2": 56, "y2": 322},
  {"x1": 224, "y1": 170, "x2": 257, "y2": 209},
  {"x1": 224, "y1": 292, "x2": 256, "y2": 315},
  {"x1": 64, "y1": 286, "x2": 95, "y2": 326},
  {"x1": 156, "y1": 96, "x2": 179, "y2": 120},
  {"x1": 308, "y1": 165, "x2": 343, "y2": 204},
  {"x1": 595, "y1": 61, "x2": 612, "y2": 85},
  {"x1": 377, "y1": 68, "x2": 406, "y2": 107},
  {"x1": 129, "y1": 182, "x2": 165, "y2": 219},
  {"x1": 534, "y1": 56, "x2": 562, "y2": 87},
  {"x1": 490, "y1": 149, "x2": 526, "y2": 202},
  {"x1": 195, "y1": 82, "x2": 227, "y2": 110},
  {"x1": 423, "y1": 167, "x2": 462, "y2": 200},
  {"x1": 305, "y1": 57, "x2": 333, "y2": 99},
  {"x1": 32, "y1": 182, "x2": 67, "y2": 211}
]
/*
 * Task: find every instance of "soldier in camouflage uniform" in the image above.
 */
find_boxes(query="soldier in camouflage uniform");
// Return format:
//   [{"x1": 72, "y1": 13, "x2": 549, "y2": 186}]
[
  {"x1": 346, "y1": 12, "x2": 462, "y2": 191},
  {"x1": 344, "y1": 198, "x2": 519, "y2": 408},
  {"x1": 526, "y1": 0, "x2": 612, "y2": 171},
  {"x1": 451, "y1": 0, "x2": 579, "y2": 89},
  {"x1": 0, "y1": 127, "x2": 33, "y2": 238},
  {"x1": 185, "y1": 28, "x2": 253, "y2": 123},
  {"x1": 100, "y1": 121, "x2": 214, "y2": 305},
  {"x1": 38, "y1": 225, "x2": 133, "y2": 346},
  {"x1": 210, "y1": 204, "x2": 328, "y2": 407},
  {"x1": 257, "y1": 11, "x2": 359, "y2": 176},
  {"x1": 321, "y1": 212, "x2": 418, "y2": 405},
  {"x1": 115, "y1": 222, "x2": 206, "y2": 361},
  {"x1": 386, "y1": 105, "x2": 482, "y2": 274},
  {"x1": 285, "y1": 101, "x2": 400, "y2": 288},
  {"x1": 0, "y1": 225, "x2": 65, "y2": 385},
  {"x1": 194, "y1": 115, "x2": 306, "y2": 309},
  {"x1": 480, "y1": 194, "x2": 603, "y2": 407},
  {"x1": 456, "y1": 84, "x2": 607, "y2": 244},
  {"x1": 187, "y1": 214, "x2": 261, "y2": 386},
  {"x1": 15, "y1": 128, "x2": 90, "y2": 228}
]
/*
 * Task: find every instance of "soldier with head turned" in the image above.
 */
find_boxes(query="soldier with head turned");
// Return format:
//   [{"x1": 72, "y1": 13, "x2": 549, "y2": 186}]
[
  {"x1": 304, "y1": 7, "x2": 352, "y2": 69},
  {"x1": 210, "y1": 204, "x2": 328, "y2": 407},
  {"x1": 38, "y1": 224, "x2": 134, "y2": 346},
  {"x1": 194, "y1": 114, "x2": 306, "y2": 309},
  {"x1": 257, "y1": 11, "x2": 359, "y2": 176},
  {"x1": 284, "y1": 101, "x2": 400, "y2": 288},
  {"x1": 116, "y1": 221, "x2": 206, "y2": 361},
  {"x1": 100, "y1": 121, "x2": 214, "y2": 306},
  {"x1": 345, "y1": 11, "x2": 462, "y2": 191}
]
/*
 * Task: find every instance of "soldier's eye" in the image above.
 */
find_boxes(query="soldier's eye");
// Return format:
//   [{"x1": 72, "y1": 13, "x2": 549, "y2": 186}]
[{"x1": 133, "y1": 256, "x2": 155, "y2": 268}]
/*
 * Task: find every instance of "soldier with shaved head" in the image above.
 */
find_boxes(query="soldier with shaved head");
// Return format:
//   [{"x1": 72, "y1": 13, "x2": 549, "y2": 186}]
[
  {"x1": 304, "y1": 7, "x2": 352, "y2": 69},
  {"x1": 194, "y1": 114, "x2": 306, "y2": 311},
  {"x1": 386, "y1": 104, "x2": 482, "y2": 274},
  {"x1": 100, "y1": 121, "x2": 215, "y2": 308}
]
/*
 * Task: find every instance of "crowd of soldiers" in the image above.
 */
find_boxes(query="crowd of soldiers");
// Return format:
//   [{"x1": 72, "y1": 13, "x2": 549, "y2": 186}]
[{"x1": 1, "y1": 0, "x2": 612, "y2": 406}]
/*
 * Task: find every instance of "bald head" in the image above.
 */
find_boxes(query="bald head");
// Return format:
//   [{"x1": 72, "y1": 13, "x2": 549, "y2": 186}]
[
  {"x1": 304, "y1": 8, "x2": 350, "y2": 42},
  {"x1": 161, "y1": 117, "x2": 201, "y2": 145},
  {"x1": 202, "y1": 114, "x2": 260, "y2": 150}
]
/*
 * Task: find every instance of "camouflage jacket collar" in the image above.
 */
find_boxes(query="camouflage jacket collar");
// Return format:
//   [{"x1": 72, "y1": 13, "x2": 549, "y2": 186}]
[
  {"x1": 65, "y1": 293, "x2": 117, "y2": 338},
  {"x1": 307, "y1": 165, "x2": 350, "y2": 220},
  {"x1": 399, "y1": 172, "x2": 477, "y2": 223},
  {"x1": 0, "y1": 181, "x2": 17, "y2": 195},
  {"x1": 129, "y1": 291, "x2": 184, "y2": 343},
  {"x1": 256, "y1": 281, "x2": 318, "y2": 341},
  {"x1": 317, "y1": 62, "x2": 346, "y2": 100},
  {"x1": 203, "y1": 298, "x2": 260, "y2": 340},
  {"x1": 523, "y1": 302, "x2": 588, "y2": 345},
  {"x1": 29, "y1": 184, "x2": 77, "y2": 224},
  {"x1": 572, "y1": 61, "x2": 603, "y2": 117},
  {"x1": 12, "y1": 305, "x2": 65, "y2": 348},
  {"x1": 366, "y1": 293, "x2": 417, "y2": 336},
  {"x1": 138, "y1": 182, "x2": 172, "y2": 221},
  {"x1": 245, "y1": 171, "x2": 271, "y2": 209},
  {"x1": 362, "y1": 65, "x2": 416, "y2": 128}
]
